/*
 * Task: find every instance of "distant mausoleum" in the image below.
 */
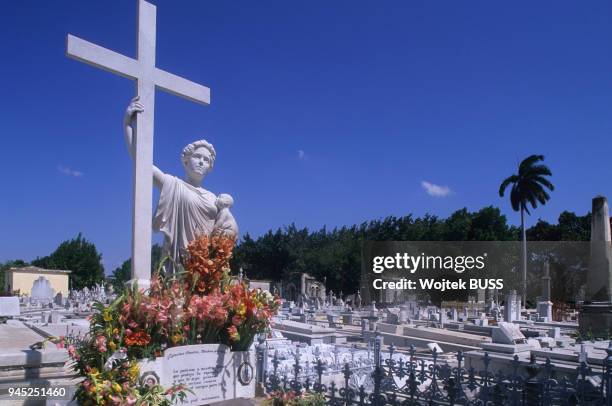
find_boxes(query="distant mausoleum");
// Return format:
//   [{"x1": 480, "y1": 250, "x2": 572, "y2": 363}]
[
  {"x1": 279, "y1": 273, "x2": 326, "y2": 304},
  {"x1": 4, "y1": 266, "x2": 71, "y2": 296}
]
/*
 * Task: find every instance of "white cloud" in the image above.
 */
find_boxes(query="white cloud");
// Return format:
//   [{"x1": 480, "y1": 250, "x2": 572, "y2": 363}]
[
  {"x1": 58, "y1": 165, "x2": 83, "y2": 177},
  {"x1": 297, "y1": 150, "x2": 306, "y2": 160},
  {"x1": 421, "y1": 181, "x2": 451, "y2": 197}
]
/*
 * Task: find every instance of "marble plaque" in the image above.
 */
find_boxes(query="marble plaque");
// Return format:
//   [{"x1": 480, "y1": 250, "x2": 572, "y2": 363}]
[
  {"x1": 138, "y1": 344, "x2": 255, "y2": 404},
  {"x1": 0, "y1": 297, "x2": 20, "y2": 317}
]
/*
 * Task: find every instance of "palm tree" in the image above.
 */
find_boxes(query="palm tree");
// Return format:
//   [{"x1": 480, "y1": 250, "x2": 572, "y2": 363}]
[{"x1": 499, "y1": 155, "x2": 554, "y2": 305}]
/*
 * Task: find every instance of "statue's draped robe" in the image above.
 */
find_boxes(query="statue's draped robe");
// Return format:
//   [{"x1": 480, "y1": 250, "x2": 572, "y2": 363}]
[{"x1": 153, "y1": 174, "x2": 217, "y2": 265}]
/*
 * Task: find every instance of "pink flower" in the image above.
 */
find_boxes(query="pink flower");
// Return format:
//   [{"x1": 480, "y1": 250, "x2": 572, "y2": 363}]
[
  {"x1": 67, "y1": 344, "x2": 77, "y2": 358},
  {"x1": 122, "y1": 302, "x2": 131, "y2": 314},
  {"x1": 155, "y1": 310, "x2": 168, "y2": 324},
  {"x1": 232, "y1": 315, "x2": 243, "y2": 326},
  {"x1": 96, "y1": 335, "x2": 107, "y2": 352},
  {"x1": 227, "y1": 325, "x2": 240, "y2": 342}
]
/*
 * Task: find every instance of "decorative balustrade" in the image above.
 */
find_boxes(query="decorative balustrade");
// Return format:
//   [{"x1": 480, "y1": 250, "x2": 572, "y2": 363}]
[{"x1": 258, "y1": 334, "x2": 612, "y2": 406}]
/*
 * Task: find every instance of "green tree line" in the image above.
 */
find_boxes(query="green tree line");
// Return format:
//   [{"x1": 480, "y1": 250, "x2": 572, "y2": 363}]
[
  {"x1": 230, "y1": 207, "x2": 600, "y2": 303},
  {"x1": 0, "y1": 207, "x2": 602, "y2": 296},
  {"x1": 0, "y1": 233, "x2": 104, "y2": 291}
]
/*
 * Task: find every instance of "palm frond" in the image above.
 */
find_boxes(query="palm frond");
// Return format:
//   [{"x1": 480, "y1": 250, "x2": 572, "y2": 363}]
[
  {"x1": 530, "y1": 175, "x2": 555, "y2": 191},
  {"x1": 525, "y1": 164, "x2": 552, "y2": 177},
  {"x1": 500, "y1": 154, "x2": 552, "y2": 215},
  {"x1": 523, "y1": 181, "x2": 551, "y2": 205},
  {"x1": 521, "y1": 182, "x2": 548, "y2": 211},
  {"x1": 535, "y1": 189, "x2": 550, "y2": 205},
  {"x1": 519, "y1": 154, "x2": 544, "y2": 175},
  {"x1": 510, "y1": 184, "x2": 521, "y2": 212},
  {"x1": 499, "y1": 175, "x2": 519, "y2": 197}
]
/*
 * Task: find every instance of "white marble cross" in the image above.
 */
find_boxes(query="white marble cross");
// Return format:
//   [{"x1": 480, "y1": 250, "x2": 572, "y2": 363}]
[{"x1": 66, "y1": 0, "x2": 210, "y2": 288}]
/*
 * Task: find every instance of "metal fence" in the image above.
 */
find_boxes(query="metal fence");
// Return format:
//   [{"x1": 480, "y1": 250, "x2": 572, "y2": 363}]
[{"x1": 258, "y1": 335, "x2": 612, "y2": 406}]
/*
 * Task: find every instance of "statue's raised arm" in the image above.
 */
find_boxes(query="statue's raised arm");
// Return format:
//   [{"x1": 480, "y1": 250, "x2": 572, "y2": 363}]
[{"x1": 123, "y1": 96, "x2": 165, "y2": 189}]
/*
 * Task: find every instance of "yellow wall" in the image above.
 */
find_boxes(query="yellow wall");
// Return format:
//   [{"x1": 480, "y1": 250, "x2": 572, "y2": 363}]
[{"x1": 6, "y1": 271, "x2": 69, "y2": 296}]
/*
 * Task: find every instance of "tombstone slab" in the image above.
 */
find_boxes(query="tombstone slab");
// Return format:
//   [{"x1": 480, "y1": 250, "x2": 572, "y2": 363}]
[
  {"x1": 492, "y1": 322, "x2": 525, "y2": 345},
  {"x1": 0, "y1": 297, "x2": 20, "y2": 317},
  {"x1": 138, "y1": 344, "x2": 255, "y2": 404},
  {"x1": 385, "y1": 308, "x2": 400, "y2": 325},
  {"x1": 537, "y1": 301, "x2": 552, "y2": 322}
]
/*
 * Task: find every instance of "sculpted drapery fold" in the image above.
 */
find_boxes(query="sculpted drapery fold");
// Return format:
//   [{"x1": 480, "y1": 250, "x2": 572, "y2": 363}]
[{"x1": 153, "y1": 174, "x2": 218, "y2": 264}]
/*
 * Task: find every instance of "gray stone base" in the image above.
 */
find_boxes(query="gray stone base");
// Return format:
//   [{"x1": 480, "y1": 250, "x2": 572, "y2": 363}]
[
  {"x1": 480, "y1": 343, "x2": 532, "y2": 354},
  {"x1": 579, "y1": 302, "x2": 612, "y2": 338}
]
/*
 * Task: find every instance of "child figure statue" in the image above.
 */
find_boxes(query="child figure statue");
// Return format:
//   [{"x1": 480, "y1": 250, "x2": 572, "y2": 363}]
[{"x1": 214, "y1": 194, "x2": 239, "y2": 237}]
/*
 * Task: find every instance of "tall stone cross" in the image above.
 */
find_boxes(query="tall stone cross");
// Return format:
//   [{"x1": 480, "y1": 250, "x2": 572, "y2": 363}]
[{"x1": 66, "y1": 0, "x2": 210, "y2": 287}]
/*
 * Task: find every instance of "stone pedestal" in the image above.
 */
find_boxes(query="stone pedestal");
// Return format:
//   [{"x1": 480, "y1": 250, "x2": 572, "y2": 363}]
[
  {"x1": 504, "y1": 290, "x2": 517, "y2": 322},
  {"x1": 579, "y1": 303, "x2": 612, "y2": 337},
  {"x1": 438, "y1": 310, "x2": 447, "y2": 326},
  {"x1": 586, "y1": 197, "x2": 612, "y2": 302},
  {"x1": 579, "y1": 196, "x2": 612, "y2": 338},
  {"x1": 537, "y1": 301, "x2": 552, "y2": 322},
  {"x1": 477, "y1": 288, "x2": 485, "y2": 304},
  {"x1": 398, "y1": 305, "x2": 409, "y2": 324},
  {"x1": 341, "y1": 312, "x2": 353, "y2": 325},
  {"x1": 538, "y1": 262, "x2": 552, "y2": 322},
  {"x1": 361, "y1": 318, "x2": 369, "y2": 336}
]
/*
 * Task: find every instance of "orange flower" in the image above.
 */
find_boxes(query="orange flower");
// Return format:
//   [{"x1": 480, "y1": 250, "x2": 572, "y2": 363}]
[
  {"x1": 184, "y1": 235, "x2": 235, "y2": 295},
  {"x1": 124, "y1": 330, "x2": 151, "y2": 347}
]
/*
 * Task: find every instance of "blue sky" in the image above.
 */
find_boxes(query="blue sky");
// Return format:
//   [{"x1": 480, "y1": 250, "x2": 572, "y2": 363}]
[{"x1": 1, "y1": 1, "x2": 611, "y2": 272}]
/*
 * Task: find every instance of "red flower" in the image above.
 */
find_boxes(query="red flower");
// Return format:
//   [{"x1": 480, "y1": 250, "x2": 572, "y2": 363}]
[{"x1": 124, "y1": 330, "x2": 151, "y2": 347}]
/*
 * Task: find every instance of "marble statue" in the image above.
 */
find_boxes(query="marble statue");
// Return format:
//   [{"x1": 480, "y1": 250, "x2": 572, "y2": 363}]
[
  {"x1": 214, "y1": 194, "x2": 239, "y2": 237},
  {"x1": 124, "y1": 97, "x2": 238, "y2": 266}
]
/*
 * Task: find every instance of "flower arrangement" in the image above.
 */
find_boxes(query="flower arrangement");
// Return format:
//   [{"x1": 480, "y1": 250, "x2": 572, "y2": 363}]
[
  {"x1": 55, "y1": 235, "x2": 280, "y2": 405},
  {"x1": 53, "y1": 301, "x2": 190, "y2": 405}
]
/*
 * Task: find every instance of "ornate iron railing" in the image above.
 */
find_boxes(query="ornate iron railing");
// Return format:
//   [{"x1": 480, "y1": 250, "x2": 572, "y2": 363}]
[{"x1": 258, "y1": 335, "x2": 612, "y2": 406}]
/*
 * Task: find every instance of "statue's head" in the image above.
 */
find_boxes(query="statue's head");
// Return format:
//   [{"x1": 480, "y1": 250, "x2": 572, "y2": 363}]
[
  {"x1": 216, "y1": 193, "x2": 234, "y2": 209},
  {"x1": 181, "y1": 140, "x2": 216, "y2": 180}
]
